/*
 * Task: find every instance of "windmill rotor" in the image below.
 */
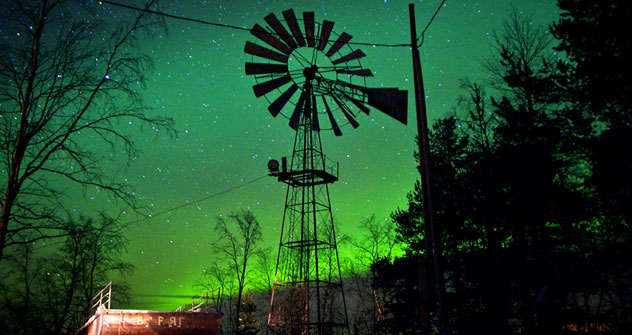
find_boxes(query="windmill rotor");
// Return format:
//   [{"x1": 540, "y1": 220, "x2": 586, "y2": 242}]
[{"x1": 244, "y1": 9, "x2": 408, "y2": 135}]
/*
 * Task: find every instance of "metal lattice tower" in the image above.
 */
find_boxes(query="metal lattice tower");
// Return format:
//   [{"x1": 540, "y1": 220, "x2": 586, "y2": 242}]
[
  {"x1": 268, "y1": 105, "x2": 349, "y2": 335},
  {"x1": 242, "y1": 8, "x2": 408, "y2": 335}
]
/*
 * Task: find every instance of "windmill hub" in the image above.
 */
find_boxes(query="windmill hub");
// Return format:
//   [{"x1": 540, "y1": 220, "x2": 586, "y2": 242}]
[
  {"x1": 286, "y1": 47, "x2": 334, "y2": 95},
  {"x1": 303, "y1": 65, "x2": 317, "y2": 81}
]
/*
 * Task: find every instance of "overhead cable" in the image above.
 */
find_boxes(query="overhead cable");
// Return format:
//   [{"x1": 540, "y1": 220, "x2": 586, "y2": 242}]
[
  {"x1": 98, "y1": 0, "x2": 411, "y2": 48},
  {"x1": 418, "y1": 0, "x2": 447, "y2": 48},
  {"x1": 126, "y1": 175, "x2": 267, "y2": 224}
]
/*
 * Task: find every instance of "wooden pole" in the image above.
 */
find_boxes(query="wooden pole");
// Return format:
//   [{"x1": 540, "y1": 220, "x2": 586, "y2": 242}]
[{"x1": 408, "y1": 3, "x2": 448, "y2": 333}]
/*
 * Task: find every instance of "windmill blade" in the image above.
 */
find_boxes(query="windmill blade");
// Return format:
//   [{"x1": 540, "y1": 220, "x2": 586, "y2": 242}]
[
  {"x1": 304, "y1": 12, "x2": 315, "y2": 47},
  {"x1": 253, "y1": 74, "x2": 291, "y2": 97},
  {"x1": 366, "y1": 88, "x2": 408, "y2": 125},
  {"x1": 335, "y1": 68, "x2": 374, "y2": 77},
  {"x1": 245, "y1": 62, "x2": 288, "y2": 75},
  {"x1": 317, "y1": 20, "x2": 334, "y2": 51},
  {"x1": 322, "y1": 96, "x2": 342, "y2": 136},
  {"x1": 332, "y1": 96, "x2": 360, "y2": 128},
  {"x1": 268, "y1": 84, "x2": 298, "y2": 117},
  {"x1": 282, "y1": 9, "x2": 306, "y2": 47},
  {"x1": 244, "y1": 42, "x2": 288, "y2": 63},
  {"x1": 325, "y1": 32, "x2": 352, "y2": 57},
  {"x1": 251, "y1": 24, "x2": 293, "y2": 55},
  {"x1": 311, "y1": 93, "x2": 320, "y2": 131},
  {"x1": 264, "y1": 13, "x2": 298, "y2": 50},
  {"x1": 332, "y1": 49, "x2": 366, "y2": 65},
  {"x1": 289, "y1": 90, "x2": 308, "y2": 130}
]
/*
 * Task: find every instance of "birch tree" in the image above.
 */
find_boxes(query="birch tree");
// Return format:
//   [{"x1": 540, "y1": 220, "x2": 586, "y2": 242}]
[{"x1": 0, "y1": 0, "x2": 174, "y2": 260}]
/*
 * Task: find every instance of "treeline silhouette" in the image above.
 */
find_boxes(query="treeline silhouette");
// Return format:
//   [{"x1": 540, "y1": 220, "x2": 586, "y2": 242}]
[{"x1": 373, "y1": 1, "x2": 631, "y2": 334}]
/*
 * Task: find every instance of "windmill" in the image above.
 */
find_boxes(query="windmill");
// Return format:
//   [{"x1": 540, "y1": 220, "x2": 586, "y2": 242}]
[{"x1": 244, "y1": 9, "x2": 408, "y2": 335}]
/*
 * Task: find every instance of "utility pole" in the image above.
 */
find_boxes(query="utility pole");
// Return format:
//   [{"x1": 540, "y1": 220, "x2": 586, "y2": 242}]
[{"x1": 408, "y1": 3, "x2": 448, "y2": 333}]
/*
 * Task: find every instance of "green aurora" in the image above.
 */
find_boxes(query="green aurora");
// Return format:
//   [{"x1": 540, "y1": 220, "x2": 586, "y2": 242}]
[{"x1": 11, "y1": 0, "x2": 561, "y2": 310}]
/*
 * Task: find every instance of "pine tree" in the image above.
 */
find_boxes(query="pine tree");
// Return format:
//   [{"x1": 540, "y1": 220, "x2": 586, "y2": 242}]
[{"x1": 237, "y1": 289, "x2": 260, "y2": 335}]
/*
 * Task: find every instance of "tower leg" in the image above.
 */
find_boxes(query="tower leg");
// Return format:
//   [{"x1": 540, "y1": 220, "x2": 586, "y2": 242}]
[{"x1": 268, "y1": 113, "x2": 349, "y2": 335}]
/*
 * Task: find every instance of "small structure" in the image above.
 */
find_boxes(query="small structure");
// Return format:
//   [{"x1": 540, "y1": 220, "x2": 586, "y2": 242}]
[
  {"x1": 76, "y1": 283, "x2": 222, "y2": 335},
  {"x1": 76, "y1": 309, "x2": 222, "y2": 335}
]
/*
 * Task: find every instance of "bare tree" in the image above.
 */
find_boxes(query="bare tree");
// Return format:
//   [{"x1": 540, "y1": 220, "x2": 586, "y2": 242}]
[
  {"x1": 0, "y1": 241, "x2": 43, "y2": 334},
  {"x1": 212, "y1": 210, "x2": 263, "y2": 334},
  {"x1": 0, "y1": 213, "x2": 133, "y2": 335},
  {"x1": 198, "y1": 261, "x2": 237, "y2": 315},
  {"x1": 250, "y1": 250, "x2": 275, "y2": 331},
  {"x1": 457, "y1": 79, "x2": 497, "y2": 153},
  {"x1": 349, "y1": 215, "x2": 397, "y2": 268},
  {"x1": 482, "y1": 7, "x2": 554, "y2": 100},
  {"x1": 345, "y1": 215, "x2": 398, "y2": 335},
  {"x1": 0, "y1": 0, "x2": 174, "y2": 260},
  {"x1": 253, "y1": 249, "x2": 274, "y2": 295}
]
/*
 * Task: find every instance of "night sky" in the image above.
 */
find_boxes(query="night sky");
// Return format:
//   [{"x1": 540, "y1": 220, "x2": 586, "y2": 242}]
[{"x1": 58, "y1": 0, "x2": 560, "y2": 309}]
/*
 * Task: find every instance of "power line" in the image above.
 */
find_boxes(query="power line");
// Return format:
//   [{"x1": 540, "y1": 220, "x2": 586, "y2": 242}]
[
  {"x1": 98, "y1": 0, "x2": 411, "y2": 48},
  {"x1": 126, "y1": 175, "x2": 267, "y2": 224},
  {"x1": 418, "y1": 0, "x2": 447, "y2": 48},
  {"x1": 100, "y1": 0, "x2": 253, "y2": 33}
]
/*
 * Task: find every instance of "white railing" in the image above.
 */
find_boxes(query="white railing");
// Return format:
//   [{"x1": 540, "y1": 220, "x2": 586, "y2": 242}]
[
  {"x1": 176, "y1": 289, "x2": 220, "y2": 312},
  {"x1": 89, "y1": 281, "x2": 112, "y2": 316}
]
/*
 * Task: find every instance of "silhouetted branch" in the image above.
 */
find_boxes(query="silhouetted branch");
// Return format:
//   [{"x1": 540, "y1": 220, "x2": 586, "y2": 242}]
[{"x1": 0, "y1": 0, "x2": 174, "y2": 260}]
